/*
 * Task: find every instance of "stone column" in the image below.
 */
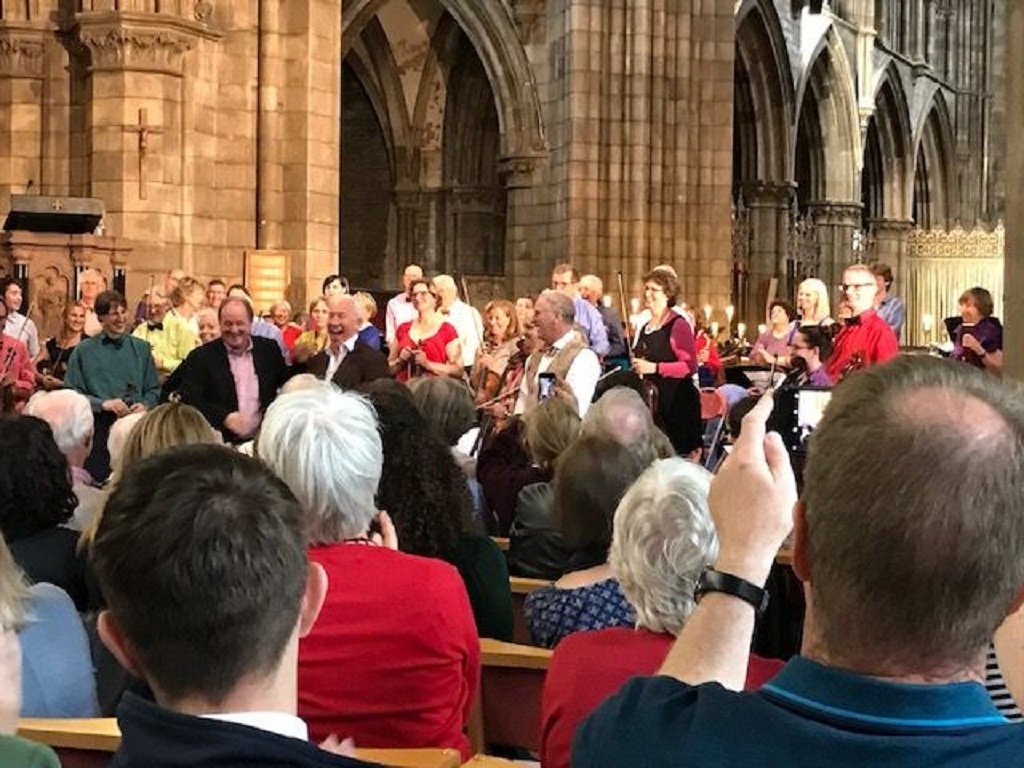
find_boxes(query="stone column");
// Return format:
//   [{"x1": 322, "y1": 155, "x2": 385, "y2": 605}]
[
  {"x1": 392, "y1": 183, "x2": 421, "y2": 283},
  {"x1": 868, "y1": 218, "x2": 914, "y2": 293},
  {"x1": 742, "y1": 181, "x2": 794, "y2": 325},
  {"x1": 0, "y1": 21, "x2": 47, "y2": 210},
  {"x1": 1005, "y1": 1, "x2": 1024, "y2": 379},
  {"x1": 254, "y1": 0, "x2": 340, "y2": 304},
  {"x1": 74, "y1": 11, "x2": 220, "y2": 275},
  {"x1": 500, "y1": 153, "x2": 548, "y2": 297},
  {"x1": 807, "y1": 201, "x2": 863, "y2": 302}
]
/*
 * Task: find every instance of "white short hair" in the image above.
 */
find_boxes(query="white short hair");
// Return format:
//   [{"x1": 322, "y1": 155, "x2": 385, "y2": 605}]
[
  {"x1": 24, "y1": 390, "x2": 94, "y2": 455},
  {"x1": 258, "y1": 381, "x2": 383, "y2": 544},
  {"x1": 107, "y1": 412, "x2": 146, "y2": 474},
  {"x1": 610, "y1": 457, "x2": 718, "y2": 634}
]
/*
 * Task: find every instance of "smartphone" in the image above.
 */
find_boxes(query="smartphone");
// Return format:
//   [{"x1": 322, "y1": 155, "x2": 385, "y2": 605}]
[
  {"x1": 773, "y1": 386, "x2": 832, "y2": 455},
  {"x1": 538, "y1": 372, "x2": 557, "y2": 401}
]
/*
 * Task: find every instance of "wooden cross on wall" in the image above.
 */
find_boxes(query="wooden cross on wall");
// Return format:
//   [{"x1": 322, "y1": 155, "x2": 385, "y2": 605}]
[{"x1": 122, "y1": 108, "x2": 164, "y2": 200}]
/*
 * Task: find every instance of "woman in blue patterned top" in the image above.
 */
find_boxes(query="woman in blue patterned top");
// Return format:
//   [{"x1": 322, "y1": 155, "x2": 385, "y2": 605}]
[{"x1": 524, "y1": 433, "x2": 655, "y2": 648}]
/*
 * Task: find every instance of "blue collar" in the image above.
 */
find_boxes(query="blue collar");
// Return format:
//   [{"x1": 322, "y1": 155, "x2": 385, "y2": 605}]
[{"x1": 761, "y1": 657, "x2": 1007, "y2": 734}]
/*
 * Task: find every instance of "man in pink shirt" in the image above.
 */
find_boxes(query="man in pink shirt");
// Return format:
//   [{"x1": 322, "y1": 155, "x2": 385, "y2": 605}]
[{"x1": 178, "y1": 297, "x2": 290, "y2": 443}]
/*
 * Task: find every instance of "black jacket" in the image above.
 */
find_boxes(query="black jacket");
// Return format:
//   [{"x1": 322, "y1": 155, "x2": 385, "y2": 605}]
[
  {"x1": 306, "y1": 340, "x2": 389, "y2": 390},
  {"x1": 113, "y1": 694, "x2": 374, "y2": 768},
  {"x1": 507, "y1": 481, "x2": 570, "y2": 580},
  {"x1": 178, "y1": 337, "x2": 289, "y2": 443}
]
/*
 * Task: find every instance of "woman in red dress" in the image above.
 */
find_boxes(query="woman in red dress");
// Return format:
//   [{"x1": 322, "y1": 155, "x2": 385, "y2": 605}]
[{"x1": 388, "y1": 278, "x2": 464, "y2": 383}]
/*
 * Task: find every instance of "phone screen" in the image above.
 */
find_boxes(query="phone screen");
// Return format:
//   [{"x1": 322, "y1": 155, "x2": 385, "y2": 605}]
[{"x1": 538, "y1": 373, "x2": 556, "y2": 401}]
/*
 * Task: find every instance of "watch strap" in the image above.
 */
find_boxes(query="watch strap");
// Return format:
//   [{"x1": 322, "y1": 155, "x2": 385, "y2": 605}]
[{"x1": 695, "y1": 568, "x2": 770, "y2": 615}]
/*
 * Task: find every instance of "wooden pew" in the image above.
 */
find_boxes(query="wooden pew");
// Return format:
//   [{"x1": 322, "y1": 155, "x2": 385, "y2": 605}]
[
  {"x1": 491, "y1": 537, "x2": 509, "y2": 552},
  {"x1": 462, "y1": 756, "x2": 523, "y2": 767},
  {"x1": 474, "y1": 638, "x2": 552, "y2": 755},
  {"x1": 508, "y1": 576, "x2": 551, "y2": 645},
  {"x1": 17, "y1": 718, "x2": 461, "y2": 768}
]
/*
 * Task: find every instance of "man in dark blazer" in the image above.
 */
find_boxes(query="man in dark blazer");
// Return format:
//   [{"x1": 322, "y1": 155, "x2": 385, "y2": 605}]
[
  {"x1": 307, "y1": 294, "x2": 389, "y2": 389},
  {"x1": 178, "y1": 297, "x2": 290, "y2": 443}
]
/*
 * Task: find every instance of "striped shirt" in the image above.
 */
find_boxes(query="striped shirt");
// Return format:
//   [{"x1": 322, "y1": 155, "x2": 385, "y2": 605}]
[{"x1": 985, "y1": 644, "x2": 1023, "y2": 722}]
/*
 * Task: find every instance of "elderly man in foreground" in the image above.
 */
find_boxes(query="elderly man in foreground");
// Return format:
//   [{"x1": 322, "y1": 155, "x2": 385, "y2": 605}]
[{"x1": 575, "y1": 356, "x2": 1024, "y2": 766}]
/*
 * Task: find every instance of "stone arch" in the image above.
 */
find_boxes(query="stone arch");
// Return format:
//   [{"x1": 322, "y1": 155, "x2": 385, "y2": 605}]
[
  {"x1": 343, "y1": 0, "x2": 546, "y2": 161},
  {"x1": 794, "y1": 27, "x2": 861, "y2": 205},
  {"x1": 734, "y1": 0, "x2": 795, "y2": 185},
  {"x1": 862, "y1": 64, "x2": 914, "y2": 224},
  {"x1": 411, "y1": 12, "x2": 463, "y2": 187},
  {"x1": 913, "y1": 92, "x2": 955, "y2": 229}
]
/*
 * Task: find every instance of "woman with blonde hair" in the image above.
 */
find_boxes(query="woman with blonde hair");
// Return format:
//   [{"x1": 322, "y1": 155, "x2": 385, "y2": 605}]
[
  {"x1": 111, "y1": 401, "x2": 220, "y2": 484},
  {"x1": 167, "y1": 277, "x2": 206, "y2": 337},
  {"x1": 471, "y1": 299, "x2": 522, "y2": 403},
  {"x1": 354, "y1": 291, "x2": 382, "y2": 351},
  {"x1": 35, "y1": 302, "x2": 89, "y2": 390},
  {"x1": 0, "y1": 534, "x2": 99, "y2": 718},
  {"x1": 797, "y1": 278, "x2": 833, "y2": 326}
]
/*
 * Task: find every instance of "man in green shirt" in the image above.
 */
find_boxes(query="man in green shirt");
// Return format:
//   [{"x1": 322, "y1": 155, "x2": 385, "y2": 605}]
[{"x1": 65, "y1": 290, "x2": 159, "y2": 479}]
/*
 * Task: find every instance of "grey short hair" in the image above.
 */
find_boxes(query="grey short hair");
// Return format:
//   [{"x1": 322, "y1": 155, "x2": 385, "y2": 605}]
[
  {"x1": 24, "y1": 390, "x2": 94, "y2": 455},
  {"x1": 538, "y1": 289, "x2": 575, "y2": 324},
  {"x1": 803, "y1": 356, "x2": 1024, "y2": 674},
  {"x1": 610, "y1": 458, "x2": 717, "y2": 634},
  {"x1": 258, "y1": 382, "x2": 382, "y2": 544},
  {"x1": 407, "y1": 377, "x2": 476, "y2": 446}
]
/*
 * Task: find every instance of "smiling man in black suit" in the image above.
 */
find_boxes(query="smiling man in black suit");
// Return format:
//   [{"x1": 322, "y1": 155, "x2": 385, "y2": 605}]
[
  {"x1": 307, "y1": 294, "x2": 389, "y2": 390},
  {"x1": 178, "y1": 296, "x2": 290, "y2": 443}
]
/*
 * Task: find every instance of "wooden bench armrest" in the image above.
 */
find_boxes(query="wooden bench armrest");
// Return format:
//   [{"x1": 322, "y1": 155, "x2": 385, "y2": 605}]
[
  {"x1": 354, "y1": 747, "x2": 461, "y2": 768},
  {"x1": 480, "y1": 638, "x2": 552, "y2": 669},
  {"x1": 18, "y1": 718, "x2": 121, "y2": 752}
]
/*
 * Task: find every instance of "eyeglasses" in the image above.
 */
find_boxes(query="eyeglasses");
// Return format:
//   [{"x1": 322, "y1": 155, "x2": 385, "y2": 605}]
[
  {"x1": 840, "y1": 283, "x2": 874, "y2": 293},
  {"x1": 411, "y1": 290, "x2": 431, "y2": 298}
]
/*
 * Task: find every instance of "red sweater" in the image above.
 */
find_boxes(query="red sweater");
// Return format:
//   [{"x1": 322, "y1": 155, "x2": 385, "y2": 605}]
[
  {"x1": 299, "y1": 544, "x2": 480, "y2": 759},
  {"x1": 540, "y1": 627, "x2": 784, "y2": 768}
]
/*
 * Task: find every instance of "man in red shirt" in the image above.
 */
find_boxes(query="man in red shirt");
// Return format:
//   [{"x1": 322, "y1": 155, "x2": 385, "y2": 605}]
[{"x1": 826, "y1": 264, "x2": 898, "y2": 381}]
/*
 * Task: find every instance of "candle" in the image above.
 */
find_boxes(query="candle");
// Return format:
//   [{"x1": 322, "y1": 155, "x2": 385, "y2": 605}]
[
  {"x1": 725, "y1": 305, "x2": 735, "y2": 323},
  {"x1": 703, "y1": 304, "x2": 712, "y2": 323},
  {"x1": 630, "y1": 297, "x2": 640, "y2": 315},
  {"x1": 757, "y1": 323, "x2": 767, "y2": 337},
  {"x1": 922, "y1": 313, "x2": 934, "y2": 333},
  {"x1": 710, "y1": 321, "x2": 719, "y2": 337},
  {"x1": 737, "y1": 322, "x2": 747, "y2": 340},
  {"x1": 602, "y1": 294, "x2": 612, "y2": 308}
]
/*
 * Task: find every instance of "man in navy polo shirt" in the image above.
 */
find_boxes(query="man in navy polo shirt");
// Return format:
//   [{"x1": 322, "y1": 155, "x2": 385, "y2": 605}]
[{"x1": 574, "y1": 356, "x2": 1024, "y2": 767}]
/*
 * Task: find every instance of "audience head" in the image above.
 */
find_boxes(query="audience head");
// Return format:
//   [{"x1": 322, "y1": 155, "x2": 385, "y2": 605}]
[
  {"x1": 402, "y1": 264, "x2": 424, "y2": 293},
  {"x1": 325, "y1": 294, "x2": 360, "y2": 346},
  {"x1": 361, "y1": 379, "x2": 471, "y2": 561},
  {"x1": 534, "y1": 290, "x2": 575, "y2": 345},
  {"x1": 322, "y1": 274, "x2": 349, "y2": 296},
  {"x1": 800, "y1": 356, "x2": 1024, "y2": 676},
  {"x1": 578, "y1": 274, "x2": 604, "y2": 306},
  {"x1": 841, "y1": 264, "x2": 877, "y2": 315},
  {"x1": 407, "y1": 377, "x2": 476, "y2": 447},
  {"x1": 112, "y1": 403, "x2": 220, "y2": 484},
  {"x1": 958, "y1": 286, "x2": 994, "y2": 323},
  {"x1": 642, "y1": 269, "x2": 680, "y2": 309},
  {"x1": 62, "y1": 301, "x2": 88, "y2": 337},
  {"x1": 259, "y1": 382, "x2": 383, "y2": 544},
  {"x1": 582, "y1": 386, "x2": 673, "y2": 463},
  {"x1": 611, "y1": 458, "x2": 717, "y2": 634},
  {"x1": 78, "y1": 269, "x2": 105, "y2": 304},
  {"x1": 23, "y1": 390, "x2": 94, "y2": 469},
  {"x1": 797, "y1": 278, "x2": 831, "y2": 323},
  {"x1": 484, "y1": 299, "x2": 520, "y2": 344},
  {"x1": 219, "y1": 297, "x2": 254, "y2": 352},
  {"x1": 205, "y1": 279, "x2": 227, "y2": 309},
  {"x1": 353, "y1": 291, "x2": 377, "y2": 325},
  {"x1": 91, "y1": 445, "x2": 325, "y2": 709},
  {"x1": 170, "y1": 278, "x2": 205, "y2": 313},
  {"x1": 96, "y1": 291, "x2": 129, "y2": 338},
  {"x1": 107, "y1": 412, "x2": 146, "y2": 475},
  {"x1": 555, "y1": 435, "x2": 653, "y2": 565},
  {"x1": 0, "y1": 416, "x2": 76, "y2": 541},
  {"x1": 523, "y1": 397, "x2": 581, "y2": 471},
  {"x1": 196, "y1": 307, "x2": 220, "y2": 344},
  {"x1": 550, "y1": 264, "x2": 579, "y2": 297},
  {"x1": 146, "y1": 287, "x2": 170, "y2": 322},
  {"x1": 870, "y1": 262, "x2": 894, "y2": 296},
  {"x1": 793, "y1": 326, "x2": 833, "y2": 372}
]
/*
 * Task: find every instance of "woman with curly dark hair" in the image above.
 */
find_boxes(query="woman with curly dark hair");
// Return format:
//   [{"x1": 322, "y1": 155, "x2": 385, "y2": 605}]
[
  {"x1": 0, "y1": 415, "x2": 88, "y2": 609},
  {"x1": 362, "y1": 379, "x2": 513, "y2": 641}
]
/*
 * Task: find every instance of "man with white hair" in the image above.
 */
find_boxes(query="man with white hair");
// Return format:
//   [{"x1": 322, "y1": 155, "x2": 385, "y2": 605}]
[
  {"x1": 385, "y1": 264, "x2": 424, "y2": 344},
  {"x1": 433, "y1": 274, "x2": 483, "y2": 369},
  {"x1": 24, "y1": 390, "x2": 105, "y2": 532},
  {"x1": 306, "y1": 294, "x2": 388, "y2": 389},
  {"x1": 579, "y1": 274, "x2": 628, "y2": 362}
]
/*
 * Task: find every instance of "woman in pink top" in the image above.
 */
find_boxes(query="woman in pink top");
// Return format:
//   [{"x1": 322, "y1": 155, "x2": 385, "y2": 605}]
[{"x1": 540, "y1": 458, "x2": 783, "y2": 768}]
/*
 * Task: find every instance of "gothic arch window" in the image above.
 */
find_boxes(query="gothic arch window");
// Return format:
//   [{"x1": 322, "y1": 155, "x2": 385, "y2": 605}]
[{"x1": 914, "y1": 96, "x2": 955, "y2": 229}]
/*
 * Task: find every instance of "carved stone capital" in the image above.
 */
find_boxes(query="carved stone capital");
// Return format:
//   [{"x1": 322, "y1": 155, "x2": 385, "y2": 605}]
[
  {"x1": 806, "y1": 200, "x2": 863, "y2": 227},
  {"x1": 75, "y1": 11, "x2": 222, "y2": 77},
  {"x1": 499, "y1": 153, "x2": 545, "y2": 190},
  {"x1": 0, "y1": 24, "x2": 47, "y2": 79},
  {"x1": 740, "y1": 180, "x2": 795, "y2": 208},
  {"x1": 868, "y1": 218, "x2": 915, "y2": 236},
  {"x1": 510, "y1": 0, "x2": 546, "y2": 43}
]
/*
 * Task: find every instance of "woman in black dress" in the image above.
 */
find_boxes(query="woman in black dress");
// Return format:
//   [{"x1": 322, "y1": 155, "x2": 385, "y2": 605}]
[{"x1": 632, "y1": 269, "x2": 702, "y2": 456}]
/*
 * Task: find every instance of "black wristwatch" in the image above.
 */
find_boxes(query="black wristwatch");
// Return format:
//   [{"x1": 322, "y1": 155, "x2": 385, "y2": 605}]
[{"x1": 695, "y1": 568, "x2": 770, "y2": 615}]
